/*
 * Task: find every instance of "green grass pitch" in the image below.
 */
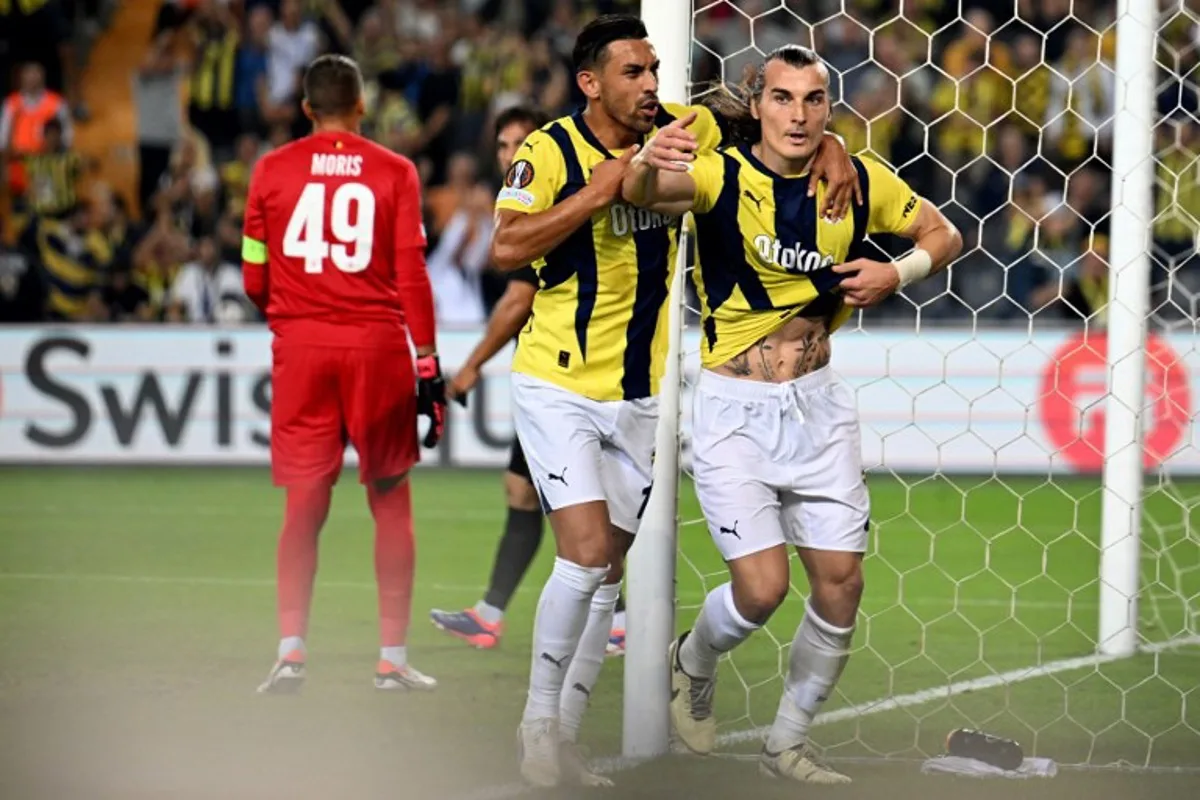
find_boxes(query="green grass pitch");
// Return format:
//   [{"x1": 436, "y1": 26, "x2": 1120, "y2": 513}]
[{"x1": 1, "y1": 466, "x2": 1198, "y2": 799}]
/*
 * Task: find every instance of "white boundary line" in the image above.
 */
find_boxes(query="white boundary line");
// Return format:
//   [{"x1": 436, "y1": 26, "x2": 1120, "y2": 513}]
[
  {"x1": 456, "y1": 635, "x2": 1200, "y2": 800},
  {"x1": 0, "y1": 571, "x2": 1187, "y2": 610}
]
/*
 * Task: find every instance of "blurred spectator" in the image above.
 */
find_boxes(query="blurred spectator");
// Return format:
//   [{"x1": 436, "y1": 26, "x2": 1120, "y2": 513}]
[
  {"x1": 426, "y1": 151, "x2": 479, "y2": 237},
  {"x1": 19, "y1": 201, "x2": 112, "y2": 322},
  {"x1": 392, "y1": 0, "x2": 442, "y2": 42},
  {"x1": 219, "y1": 132, "x2": 260, "y2": 219},
  {"x1": 100, "y1": 266, "x2": 153, "y2": 322},
  {"x1": 415, "y1": 34, "x2": 463, "y2": 185},
  {"x1": 166, "y1": 234, "x2": 245, "y2": 323},
  {"x1": 1032, "y1": 233, "x2": 1111, "y2": 325},
  {"x1": 941, "y1": 9, "x2": 1012, "y2": 78},
  {"x1": 0, "y1": 0, "x2": 79, "y2": 113},
  {"x1": 930, "y1": 49, "x2": 1011, "y2": 168},
  {"x1": 15, "y1": 118, "x2": 86, "y2": 221},
  {"x1": 427, "y1": 182, "x2": 494, "y2": 326},
  {"x1": 187, "y1": 0, "x2": 241, "y2": 159},
  {"x1": 526, "y1": 35, "x2": 571, "y2": 118},
  {"x1": 135, "y1": 30, "x2": 187, "y2": 216},
  {"x1": 833, "y1": 72, "x2": 905, "y2": 165},
  {"x1": 1044, "y1": 28, "x2": 1115, "y2": 168},
  {"x1": 1153, "y1": 121, "x2": 1200, "y2": 261},
  {"x1": 267, "y1": 0, "x2": 320, "y2": 138},
  {"x1": 0, "y1": 241, "x2": 41, "y2": 322},
  {"x1": 1011, "y1": 34, "x2": 1051, "y2": 136},
  {"x1": 234, "y1": 3, "x2": 273, "y2": 135},
  {"x1": 352, "y1": 5, "x2": 402, "y2": 84},
  {"x1": 2, "y1": 62, "x2": 73, "y2": 198},
  {"x1": 132, "y1": 193, "x2": 192, "y2": 317}
]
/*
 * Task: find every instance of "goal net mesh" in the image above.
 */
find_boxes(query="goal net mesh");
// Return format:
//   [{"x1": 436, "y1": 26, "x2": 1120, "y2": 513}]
[{"x1": 673, "y1": 0, "x2": 1200, "y2": 768}]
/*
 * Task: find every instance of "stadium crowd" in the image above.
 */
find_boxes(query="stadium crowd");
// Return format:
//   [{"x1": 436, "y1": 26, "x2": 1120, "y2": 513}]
[{"x1": 0, "y1": 0, "x2": 1197, "y2": 328}]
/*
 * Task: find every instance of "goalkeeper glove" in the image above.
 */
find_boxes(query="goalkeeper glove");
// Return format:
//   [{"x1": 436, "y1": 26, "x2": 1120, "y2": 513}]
[{"x1": 416, "y1": 354, "x2": 448, "y2": 448}]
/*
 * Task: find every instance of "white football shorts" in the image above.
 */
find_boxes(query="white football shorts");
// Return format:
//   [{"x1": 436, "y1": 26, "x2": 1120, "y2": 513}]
[
  {"x1": 691, "y1": 366, "x2": 870, "y2": 561},
  {"x1": 510, "y1": 372, "x2": 658, "y2": 534}
]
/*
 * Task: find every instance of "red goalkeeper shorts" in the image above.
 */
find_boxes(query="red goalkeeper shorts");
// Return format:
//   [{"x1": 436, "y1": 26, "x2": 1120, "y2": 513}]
[{"x1": 270, "y1": 342, "x2": 419, "y2": 486}]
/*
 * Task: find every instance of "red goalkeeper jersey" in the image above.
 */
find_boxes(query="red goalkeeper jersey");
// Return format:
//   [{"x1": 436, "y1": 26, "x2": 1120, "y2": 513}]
[{"x1": 242, "y1": 129, "x2": 435, "y2": 350}]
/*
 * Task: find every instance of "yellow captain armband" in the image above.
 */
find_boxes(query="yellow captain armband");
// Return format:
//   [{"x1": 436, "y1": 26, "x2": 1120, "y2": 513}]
[{"x1": 242, "y1": 236, "x2": 267, "y2": 264}]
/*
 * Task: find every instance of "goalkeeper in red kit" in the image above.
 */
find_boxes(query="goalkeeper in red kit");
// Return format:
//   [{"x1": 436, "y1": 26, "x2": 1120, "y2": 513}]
[{"x1": 241, "y1": 54, "x2": 447, "y2": 693}]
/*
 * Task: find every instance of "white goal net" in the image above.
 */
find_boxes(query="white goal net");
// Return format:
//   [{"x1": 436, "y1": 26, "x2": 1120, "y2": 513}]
[{"x1": 665, "y1": 0, "x2": 1200, "y2": 770}]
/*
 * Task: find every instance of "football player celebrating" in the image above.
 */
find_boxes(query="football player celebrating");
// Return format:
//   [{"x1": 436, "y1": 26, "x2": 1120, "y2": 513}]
[
  {"x1": 488, "y1": 17, "x2": 860, "y2": 787},
  {"x1": 622, "y1": 45, "x2": 961, "y2": 783},
  {"x1": 429, "y1": 106, "x2": 629, "y2": 655},
  {"x1": 242, "y1": 55, "x2": 447, "y2": 694}
]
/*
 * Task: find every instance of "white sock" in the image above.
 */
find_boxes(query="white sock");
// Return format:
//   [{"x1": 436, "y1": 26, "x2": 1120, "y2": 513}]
[
  {"x1": 380, "y1": 645, "x2": 407, "y2": 667},
  {"x1": 473, "y1": 600, "x2": 504, "y2": 625},
  {"x1": 678, "y1": 583, "x2": 759, "y2": 679},
  {"x1": 279, "y1": 636, "x2": 305, "y2": 660},
  {"x1": 611, "y1": 609, "x2": 626, "y2": 631},
  {"x1": 765, "y1": 601, "x2": 854, "y2": 753},
  {"x1": 522, "y1": 557, "x2": 608, "y2": 723},
  {"x1": 560, "y1": 580, "x2": 621, "y2": 743}
]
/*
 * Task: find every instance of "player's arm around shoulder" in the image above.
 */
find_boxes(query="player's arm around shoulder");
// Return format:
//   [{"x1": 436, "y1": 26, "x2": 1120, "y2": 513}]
[
  {"x1": 490, "y1": 127, "x2": 633, "y2": 270},
  {"x1": 832, "y1": 157, "x2": 963, "y2": 308}
]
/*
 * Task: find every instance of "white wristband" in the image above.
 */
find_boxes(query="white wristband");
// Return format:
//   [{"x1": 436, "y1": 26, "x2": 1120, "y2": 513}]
[{"x1": 892, "y1": 249, "x2": 933, "y2": 288}]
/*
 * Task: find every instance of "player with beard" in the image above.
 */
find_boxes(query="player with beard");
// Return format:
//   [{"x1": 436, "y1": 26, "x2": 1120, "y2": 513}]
[
  {"x1": 430, "y1": 106, "x2": 628, "y2": 655},
  {"x1": 622, "y1": 44, "x2": 962, "y2": 783},
  {"x1": 489, "y1": 17, "x2": 861, "y2": 787}
]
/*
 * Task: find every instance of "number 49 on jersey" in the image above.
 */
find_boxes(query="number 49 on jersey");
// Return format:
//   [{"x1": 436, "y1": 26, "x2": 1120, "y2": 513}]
[{"x1": 283, "y1": 182, "x2": 376, "y2": 274}]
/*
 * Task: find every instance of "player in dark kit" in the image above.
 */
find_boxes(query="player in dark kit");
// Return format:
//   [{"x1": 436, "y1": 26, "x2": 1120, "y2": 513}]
[
  {"x1": 428, "y1": 105, "x2": 628, "y2": 654},
  {"x1": 241, "y1": 54, "x2": 448, "y2": 694}
]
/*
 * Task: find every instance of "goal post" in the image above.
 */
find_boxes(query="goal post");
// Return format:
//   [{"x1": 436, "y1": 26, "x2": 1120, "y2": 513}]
[
  {"x1": 1098, "y1": 0, "x2": 1157, "y2": 657},
  {"x1": 624, "y1": 0, "x2": 1199, "y2": 771},
  {"x1": 622, "y1": 0, "x2": 690, "y2": 761}
]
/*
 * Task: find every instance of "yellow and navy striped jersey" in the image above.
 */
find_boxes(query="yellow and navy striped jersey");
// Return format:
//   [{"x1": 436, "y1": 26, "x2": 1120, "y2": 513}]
[
  {"x1": 690, "y1": 146, "x2": 921, "y2": 368},
  {"x1": 32, "y1": 219, "x2": 112, "y2": 320},
  {"x1": 189, "y1": 26, "x2": 238, "y2": 111},
  {"x1": 494, "y1": 103, "x2": 723, "y2": 401},
  {"x1": 22, "y1": 150, "x2": 83, "y2": 217}
]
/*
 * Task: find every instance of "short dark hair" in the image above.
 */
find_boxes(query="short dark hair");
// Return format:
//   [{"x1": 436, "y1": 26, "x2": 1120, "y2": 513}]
[
  {"x1": 572, "y1": 14, "x2": 648, "y2": 72},
  {"x1": 302, "y1": 55, "x2": 364, "y2": 117},
  {"x1": 494, "y1": 105, "x2": 548, "y2": 139}
]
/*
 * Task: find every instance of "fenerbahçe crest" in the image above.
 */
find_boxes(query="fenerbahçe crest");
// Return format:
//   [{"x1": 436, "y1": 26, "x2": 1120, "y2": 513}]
[{"x1": 498, "y1": 159, "x2": 536, "y2": 207}]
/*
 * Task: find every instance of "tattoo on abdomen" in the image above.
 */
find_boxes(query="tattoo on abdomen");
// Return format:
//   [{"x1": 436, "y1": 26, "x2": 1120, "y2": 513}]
[
  {"x1": 791, "y1": 332, "x2": 831, "y2": 379},
  {"x1": 728, "y1": 352, "x2": 753, "y2": 376},
  {"x1": 756, "y1": 339, "x2": 776, "y2": 381}
]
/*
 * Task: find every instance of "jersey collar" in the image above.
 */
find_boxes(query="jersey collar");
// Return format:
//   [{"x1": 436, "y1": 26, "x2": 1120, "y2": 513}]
[
  {"x1": 738, "y1": 144, "x2": 811, "y2": 183},
  {"x1": 571, "y1": 108, "x2": 645, "y2": 160}
]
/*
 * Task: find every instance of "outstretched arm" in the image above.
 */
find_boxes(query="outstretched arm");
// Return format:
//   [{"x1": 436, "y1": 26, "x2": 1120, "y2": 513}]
[
  {"x1": 447, "y1": 277, "x2": 537, "y2": 405},
  {"x1": 621, "y1": 157, "x2": 698, "y2": 215},
  {"x1": 621, "y1": 112, "x2": 706, "y2": 215}
]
